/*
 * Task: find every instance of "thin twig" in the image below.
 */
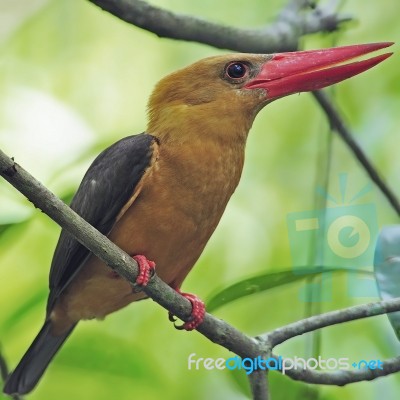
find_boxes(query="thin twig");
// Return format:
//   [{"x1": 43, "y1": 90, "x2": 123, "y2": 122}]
[
  {"x1": 280, "y1": 354, "x2": 400, "y2": 385},
  {"x1": 265, "y1": 297, "x2": 400, "y2": 346},
  {"x1": 89, "y1": 0, "x2": 351, "y2": 53},
  {"x1": 261, "y1": 298, "x2": 400, "y2": 386},
  {"x1": 312, "y1": 90, "x2": 400, "y2": 216}
]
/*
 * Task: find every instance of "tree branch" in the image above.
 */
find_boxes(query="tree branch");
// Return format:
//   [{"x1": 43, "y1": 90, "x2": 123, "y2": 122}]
[
  {"x1": 3, "y1": 147, "x2": 400, "y2": 396},
  {"x1": 261, "y1": 299, "x2": 400, "y2": 386},
  {"x1": 312, "y1": 91, "x2": 400, "y2": 216},
  {"x1": 282, "y1": 353, "x2": 400, "y2": 385},
  {"x1": 89, "y1": 0, "x2": 351, "y2": 53},
  {"x1": 249, "y1": 368, "x2": 270, "y2": 400},
  {"x1": 265, "y1": 297, "x2": 400, "y2": 346}
]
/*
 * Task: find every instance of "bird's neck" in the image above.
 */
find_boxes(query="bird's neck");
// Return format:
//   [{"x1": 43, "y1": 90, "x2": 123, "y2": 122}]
[
  {"x1": 146, "y1": 102, "x2": 251, "y2": 212},
  {"x1": 147, "y1": 102, "x2": 254, "y2": 146}
]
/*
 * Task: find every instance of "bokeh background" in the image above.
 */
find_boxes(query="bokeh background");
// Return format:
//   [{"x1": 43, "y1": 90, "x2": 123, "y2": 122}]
[{"x1": 0, "y1": 0, "x2": 399, "y2": 399}]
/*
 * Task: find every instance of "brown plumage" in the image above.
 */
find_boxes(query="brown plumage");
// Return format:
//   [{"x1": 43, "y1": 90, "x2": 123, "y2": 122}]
[{"x1": 4, "y1": 43, "x2": 392, "y2": 395}]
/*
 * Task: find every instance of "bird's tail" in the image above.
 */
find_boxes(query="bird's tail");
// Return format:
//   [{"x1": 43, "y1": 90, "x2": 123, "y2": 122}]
[{"x1": 3, "y1": 320, "x2": 76, "y2": 396}]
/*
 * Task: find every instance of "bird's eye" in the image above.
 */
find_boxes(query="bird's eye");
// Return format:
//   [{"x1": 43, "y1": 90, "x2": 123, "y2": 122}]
[{"x1": 226, "y1": 62, "x2": 248, "y2": 80}]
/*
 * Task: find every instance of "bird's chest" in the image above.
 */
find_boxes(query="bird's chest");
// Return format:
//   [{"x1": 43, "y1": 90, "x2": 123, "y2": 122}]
[
  {"x1": 108, "y1": 140, "x2": 244, "y2": 286},
  {"x1": 151, "y1": 142, "x2": 244, "y2": 229}
]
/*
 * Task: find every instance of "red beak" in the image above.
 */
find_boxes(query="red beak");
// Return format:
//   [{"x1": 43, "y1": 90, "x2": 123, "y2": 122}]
[{"x1": 244, "y1": 42, "x2": 393, "y2": 100}]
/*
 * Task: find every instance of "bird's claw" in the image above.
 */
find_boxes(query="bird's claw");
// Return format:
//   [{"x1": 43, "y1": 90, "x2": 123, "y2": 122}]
[
  {"x1": 132, "y1": 255, "x2": 156, "y2": 287},
  {"x1": 168, "y1": 311, "x2": 177, "y2": 323},
  {"x1": 170, "y1": 290, "x2": 205, "y2": 331}
]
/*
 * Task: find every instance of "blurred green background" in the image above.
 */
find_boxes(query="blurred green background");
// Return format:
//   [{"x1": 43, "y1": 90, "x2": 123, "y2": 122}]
[{"x1": 0, "y1": 0, "x2": 399, "y2": 399}]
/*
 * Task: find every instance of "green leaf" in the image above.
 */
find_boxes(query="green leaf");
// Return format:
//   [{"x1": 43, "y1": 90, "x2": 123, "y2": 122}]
[{"x1": 206, "y1": 266, "x2": 373, "y2": 312}]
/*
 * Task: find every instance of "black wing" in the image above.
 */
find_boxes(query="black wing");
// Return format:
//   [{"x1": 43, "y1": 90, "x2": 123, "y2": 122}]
[{"x1": 47, "y1": 133, "x2": 156, "y2": 313}]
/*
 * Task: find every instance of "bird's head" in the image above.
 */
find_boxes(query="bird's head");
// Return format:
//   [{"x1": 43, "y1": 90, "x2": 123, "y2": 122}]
[{"x1": 147, "y1": 43, "x2": 393, "y2": 142}]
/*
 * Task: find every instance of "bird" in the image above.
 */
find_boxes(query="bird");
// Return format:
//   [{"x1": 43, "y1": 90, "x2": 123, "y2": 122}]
[{"x1": 3, "y1": 42, "x2": 393, "y2": 395}]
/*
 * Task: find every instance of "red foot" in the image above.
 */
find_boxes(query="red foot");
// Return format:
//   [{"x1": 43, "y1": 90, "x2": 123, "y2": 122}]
[
  {"x1": 132, "y1": 255, "x2": 156, "y2": 286},
  {"x1": 169, "y1": 289, "x2": 205, "y2": 331}
]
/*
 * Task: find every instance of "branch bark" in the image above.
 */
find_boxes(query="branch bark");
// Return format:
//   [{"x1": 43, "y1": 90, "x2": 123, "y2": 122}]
[
  {"x1": 265, "y1": 298, "x2": 400, "y2": 346},
  {"x1": 312, "y1": 91, "x2": 400, "y2": 216},
  {"x1": 89, "y1": 0, "x2": 351, "y2": 53},
  {"x1": 282, "y1": 354, "x2": 400, "y2": 385}
]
